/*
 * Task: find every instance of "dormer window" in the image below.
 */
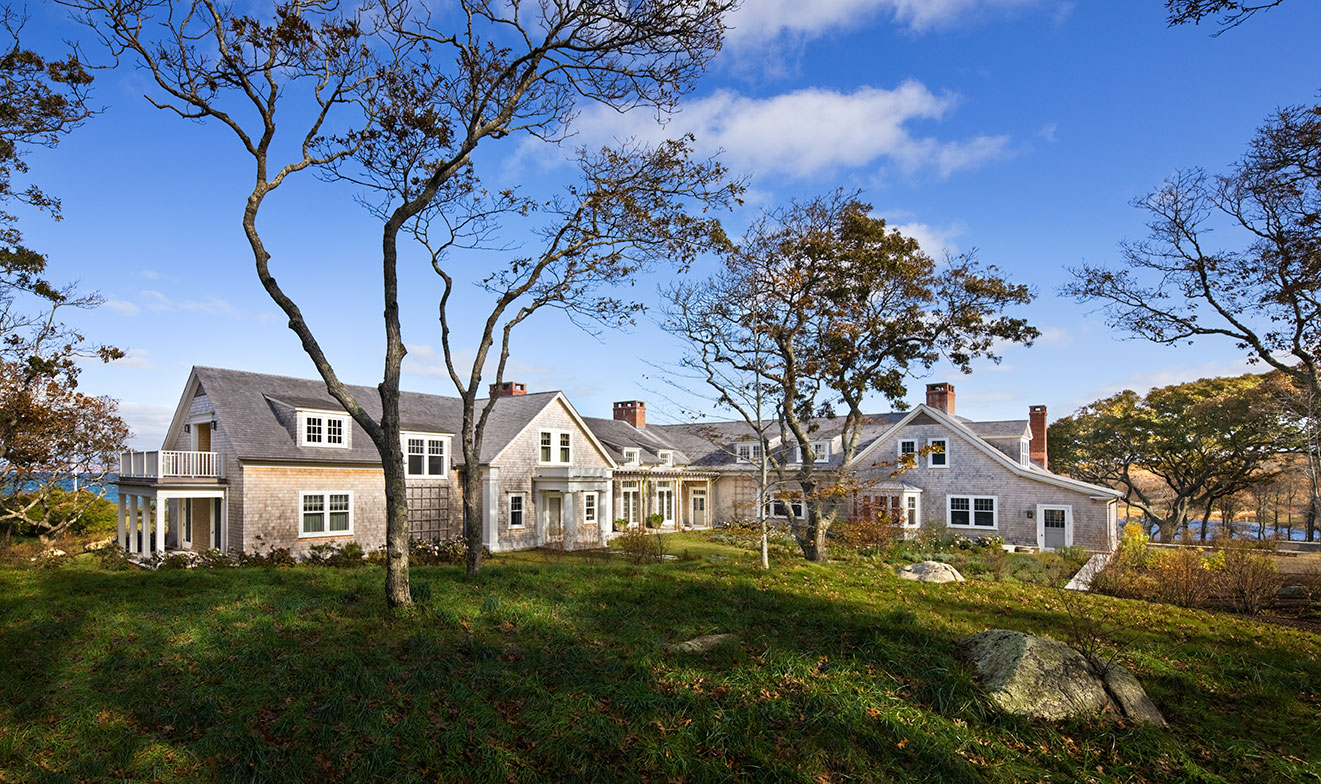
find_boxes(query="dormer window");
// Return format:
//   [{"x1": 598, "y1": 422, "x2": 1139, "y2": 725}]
[
  {"x1": 298, "y1": 410, "x2": 349, "y2": 448},
  {"x1": 736, "y1": 443, "x2": 763, "y2": 463},
  {"x1": 402, "y1": 433, "x2": 449, "y2": 478},
  {"x1": 659, "y1": 450, "x2": 674, "y2": 466},
  {"x1": 623, "y1": 448, "x2": 641, "y2": 465}
]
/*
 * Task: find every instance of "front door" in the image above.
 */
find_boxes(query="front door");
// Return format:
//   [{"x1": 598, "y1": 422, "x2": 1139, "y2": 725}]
[
  {"x1": 1041, "y1": 506, "x2": 1069, "y2": 550},
  {"x1": 690, "y1": 489, "x2": 707, "y2": 528},
  {"x1": 195, "y1": 422, "x2": 211, "y2": 452},
  {"x1": 656, "y1": 485, "x2": 675, "y2": 528},
  {"x1": 545, "y1": 493, "x2": 564, "y2": 543}
]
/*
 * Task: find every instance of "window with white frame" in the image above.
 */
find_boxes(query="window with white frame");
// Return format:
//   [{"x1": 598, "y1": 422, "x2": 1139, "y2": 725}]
[
  {"x1": 898, "y1": 439, "x2": 917, "y2": 459},
  {"x1": 1020, "y1": 438, "x2": 1030, "y2": 466},
  {"x1": 583, "y1": 492, "x2": 598, "y2": 525},
  {"x1": 402, "y1": 433, "x2": 449, "y2": 478},
  {"x1": 658, "y1": 450, "x2": 674, "y2": 466},
  {"x1": 905, "y1": 496, "x2": 918, "y2": 527},
  {"x1": 539, "y1": 430, "x2": 572, "y2": 464},
  {"x1": 928, "y1": 438, "x2": 949, "y2": 468},
  {"x1": 623, "y1": 448, "x2": 641, "y2": 465},
  {"x1": 948, "y1": 495, "x2": 996, "y2": 528},
  {"x1": 621, "y1": 481, "x2": 641, "y2": 525},
  {"x1": 299, "y1": 410, "x2": 349, "y2": 448},
  {"x1": 509, "y1": 493, "x2": 526, "y2": 528},
  {"x1": 300, "y1": 491, "x2": 353, "y2": 537},
  {"x1": 736, "y1": 442, "x2": 763, "y2": 462},
  {"x1": 765, "y1": 499, "x2": 806, "y2": 519},
  {"x1": 812, "y1": 441, "x2": 830, "y2": 463}
]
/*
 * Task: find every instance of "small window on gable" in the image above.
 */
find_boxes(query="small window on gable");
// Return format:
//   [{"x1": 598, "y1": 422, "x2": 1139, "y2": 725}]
[
  {"x1": 899, "y1": 439, "x2": 917, "y2": 458},
  {"x1": 659, "y1": 450, "x2": 674, "y2": 466},
  {"x1": 623, "y1": 448, "x2": 640, "y2": 465},
  {"x1": 300, "y1": 411, "x2": 349, "y2": 448},
  {"x1": 539, "y1": 430, "x2": 572, "y2": 465},
  {"x1": 509, "y1": 493, "x2": 525, "y2": 528},
  {"x1": 928, "y1": 438, "x2": 948, "y2": 468}
]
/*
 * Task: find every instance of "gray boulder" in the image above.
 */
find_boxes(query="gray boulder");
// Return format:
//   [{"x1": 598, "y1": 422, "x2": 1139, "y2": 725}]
[
  {"x1": 897, "y1": 560, "x2": 965, "y2": 583},
  {"x1": 962, "y1": 629, "x2": 1166, "y2": 727}
]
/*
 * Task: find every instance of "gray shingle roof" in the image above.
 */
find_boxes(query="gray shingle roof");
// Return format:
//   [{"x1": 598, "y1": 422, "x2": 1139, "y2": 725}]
[
  {"x1": 965, "y1": 419, "x2": 1031, "y2": 439},
  {"x1": 194, "y1": 366, "x2": 557, "y2": 466}
]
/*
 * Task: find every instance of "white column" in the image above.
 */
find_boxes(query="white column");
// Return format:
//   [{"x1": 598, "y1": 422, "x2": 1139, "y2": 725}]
[
  {"x1": 563, "y1": 491, "x2": 579, "y2": 550},
  {"x1": 117, "y1": 494, "x2": 126, "y2": 550},
  {"x1": 601, "y1": 484, "x2": 613, "y2": 546},
  {"x1": 221, "y1": 493, "x2": 229, "y2": 553},
  {"x1": 155, "y1": 497, "x2": 166, "y2": 553},
  {"x1": 482, "y1": 467, "x2": 500, "y2": 551},
  {"x1": 128, "y1": 495, "x2": 140, "y2": 554}
]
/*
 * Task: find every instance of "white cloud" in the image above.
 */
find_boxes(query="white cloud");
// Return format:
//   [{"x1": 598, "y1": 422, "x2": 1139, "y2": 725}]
[
  {"x1": 141, "y1": 290, "x2": 236, "y2": 315},
  {"x1": 119, "y1": 401, "x2": 175, "y2": 450},
  {"x1": 1035, "y1": 326, "x2": 1074, "y2": 348},
  {"x1": 569, "y1": 82, "x2": 1010, "y2": 181},
  {"x1": 725, "y1": 0, "x2": 1053, "y2": 43},
  {"x1": 140, "y1": 269, "x2": 161, "y2": 280},
  {"x1": 103, "y1": 299, "x2": 141, "y2": 316},
  {"x1": 891, "y1": 219, "x2": 965, "y2": 256},
  {"x1": 110, "y1": 348, "x2": 156, "y2": 370},
  {"x1": 1038, "y1": 122, "x2": 1058, "y2": 143}
]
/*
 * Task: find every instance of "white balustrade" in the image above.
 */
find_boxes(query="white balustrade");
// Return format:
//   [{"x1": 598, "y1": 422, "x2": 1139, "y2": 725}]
[{"x1": 117, "y1": 450, "x2": 224, "y2": 479}]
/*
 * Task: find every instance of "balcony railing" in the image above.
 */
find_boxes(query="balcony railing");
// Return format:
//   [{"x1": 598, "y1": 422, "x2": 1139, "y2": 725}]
[{"x1": 119, "y1": 450, "x2": 224, "y2": 479}]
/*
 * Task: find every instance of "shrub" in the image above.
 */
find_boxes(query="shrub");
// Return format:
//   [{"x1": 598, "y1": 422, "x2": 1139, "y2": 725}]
[
  {"x1": 159, "y1": 552, "x2": 194, "y2": 570},
  {"x1": 410, "y1": 537, "x2": 470, "y2": 566},
  {"x1": 96, "y1": 546, "x2": 135, "y2": 571},
  {"x1": 615, "y1": 525, "x2": 662, "y2": 564},
  {"x1": 1056, "y1": 544, "x2": 1090, "y2": 569},
  {"x1": 1152, "y1": 548, "x2": 1213, "y2": 608},
  {"x1": 1208, "y1": 542, "x2": 1278, "y2": 615},
  {"x1": 238, "y1": 546, "x2": 296, "y2": 568},
  {"x1": 1091, "y1": 562, "x2": 1160, "y2": 600},
  {"x1": 195, "y1": 548, "x2": 235, "y2": 569},
  {"x1": 1116, "y1": 521, "x2": 1150, "y2": 568},
  {"x1": 305, "y1": 541, "x2": 367, "y2": 567},
  {"x1": 984, "y1": 543, "x2": 1008, "y2": 582},
  {"x1": 834, "y1": 515, "x2": 901, "y2": 557},
  {"x1": 646, "y1": 513, "x2": 664, "y2": 529}
]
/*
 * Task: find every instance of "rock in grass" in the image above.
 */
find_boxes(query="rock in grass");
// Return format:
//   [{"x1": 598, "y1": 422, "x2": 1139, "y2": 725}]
[
  {"x1": 667, "y1": 633, "x2": 736, "y2": 654},
  {"x1": 962, "y1": 629, "x2": 1166, "y2": 727},
  {"x1": 897, "y1": 560, "x2": 965, "y2": 583},
  {"x1": 84, "y1": 538, "x2": 115, "y2": 552}
]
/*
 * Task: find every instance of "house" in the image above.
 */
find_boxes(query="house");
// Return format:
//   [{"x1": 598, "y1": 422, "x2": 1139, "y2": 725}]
[
  {"x1": 115, "y1": 370, "x2": 1120, "y2": 558},
  {"x1": 584, "y1": 383, "x2": 1122, "y2": 553},
  {"x1": 115, "y1": 367, "x2": 618, "y2": 558}
]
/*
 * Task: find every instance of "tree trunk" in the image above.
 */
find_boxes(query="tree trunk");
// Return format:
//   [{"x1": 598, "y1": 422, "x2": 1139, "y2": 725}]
[
  {"x1": 378, "y1": 381, "x2": 411, "y2": 607},
  {"x1": 463, "y1": 462, "x2": 485, "y2": 576}
]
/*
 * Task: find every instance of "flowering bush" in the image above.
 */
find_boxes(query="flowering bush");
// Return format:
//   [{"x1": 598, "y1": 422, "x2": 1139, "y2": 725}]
[
  {"x1": 951, "y1": 533, "x2": 974, "y2": 550},
  {"x1": 976, "y1": 535, "x2": 1005, "y2": 550},
  {"x1": 409, "y1": 537, "x2": 471, "y2": 565}
]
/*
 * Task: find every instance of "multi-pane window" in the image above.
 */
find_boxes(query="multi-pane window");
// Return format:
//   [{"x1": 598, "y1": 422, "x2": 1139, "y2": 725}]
[
  {"x1": 906, "y1": 496, "x2": 918, "y2": 527},
  {"x1": 948, "y1": 495, "x2": 996, "y2": 528},
  {"x1": 765, "y1": 499, "x2": 805, "y2": 519},
  {"x1": 736, "y1": 443, "x2": 763, "y2": 462},
  {"x1": 899, "y1": 439, "x2": 917, "y2": 458},
  {"x1": 623, "y1": 448, "x2": 640, "y2": 465},
  {"x1": 928, "y1": 438, "x2": 949, "y2": 468},
  {"x1": 622, "y1": 481, "x2": 640, "y2": 525},
  {"x1": 656, "y1": 482, "x2": 675, "y2": 524},
  {"x1": 509, "y1": 494, "x2": 525, "y2": 528},
  {"x1": 811, "y1": 441, "x2": 830, "y2": 463},
  {"x1": 659, "y1": 450, "x2": 674, "y2": 466},
  {"x1": 403, "y1": 434, "x2": 448, "y2": 477},
  {"x1": 301, "y1": 412, "x2": 349, "y2": 448},
  {"x1": 583, "y1": 492, "x2": 598, "y2": 525},
  {"x1": 300, "y1": 491, "x2": 352, "y2": 536},
  {"x1": 539, "y1": 430, "x2": 572, "y2": 465}
]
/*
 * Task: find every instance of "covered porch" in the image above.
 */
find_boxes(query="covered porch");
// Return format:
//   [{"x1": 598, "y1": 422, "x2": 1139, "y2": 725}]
[
  {"x1": 116, "y1": 450, "x2": 228, "y2": 556},
  {"x1": 612, "y1": 470, "x2": 716, "y2": 534},
  {"x1": 531, "y1": 466, "x2": 613, "y2": 550}
]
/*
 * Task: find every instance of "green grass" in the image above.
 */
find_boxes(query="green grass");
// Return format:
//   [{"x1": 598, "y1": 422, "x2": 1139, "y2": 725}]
[{"x1": 0, "y1": 534, "x2": 1318, "y2": 783}]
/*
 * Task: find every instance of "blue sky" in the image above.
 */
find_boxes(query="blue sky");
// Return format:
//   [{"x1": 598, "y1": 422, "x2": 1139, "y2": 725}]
[{"x1": 17, "y1": 1, "x2": 1321, "y2": 448}]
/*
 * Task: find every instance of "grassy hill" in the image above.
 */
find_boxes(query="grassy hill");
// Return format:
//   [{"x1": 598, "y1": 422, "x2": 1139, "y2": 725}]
[{"x1": 0, "y1": 535, "x2": 1317, "y2": 783}]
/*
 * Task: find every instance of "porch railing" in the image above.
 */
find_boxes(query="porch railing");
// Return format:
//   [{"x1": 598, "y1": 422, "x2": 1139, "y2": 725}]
[{"x1": 119, "y1": 450, "x2": 224, "y2": 479}]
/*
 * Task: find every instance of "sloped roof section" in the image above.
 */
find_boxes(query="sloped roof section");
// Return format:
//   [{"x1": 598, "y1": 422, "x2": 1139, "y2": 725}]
[
  {"x1": 194, "y1": 366, "x2": 559, "y2": 465},
  {"x1": 967, "y1": 419, "x2": 1031, "y2": 439}
]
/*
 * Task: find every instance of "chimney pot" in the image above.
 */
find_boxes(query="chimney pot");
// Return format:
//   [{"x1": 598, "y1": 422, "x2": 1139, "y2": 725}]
[
  {"x1": 489, "y1": 381, "x2": 527, "y2": 397},
  {"x1": 925, "y1": 383, "x2": 955, "y2": 415},
  {"x1": 1029, "y1": 404, "x2": 1048, "y2": 470},
  {"x1": 613, "y1": 400, "x2": 646, "y2": 428}
]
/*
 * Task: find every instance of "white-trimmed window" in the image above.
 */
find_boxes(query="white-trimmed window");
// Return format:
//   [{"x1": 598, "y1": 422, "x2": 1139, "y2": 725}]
[
  {"x1": 898, "y1": 439, "x2": 917, "y2": 459},
  {"x1": 299, "y1": 410, "x2": 350, "y2": 448},
  {"x1": 928, "y1": 438, "x2": 949, "y2": 468},
  {"x1": 623, "y1": 448, "x2": 641, "y2": 465},
  {"x1": 621, "y1": 480, "x2": 641, "y2": 525},
  {"x1": 765, "y1": 499, "x2": 806, "y2": 519},
  {"x1": 402, "y1": 433, "x2": 449, "y2": 478},
  {"x1": 539, "y1": 430, "x2": 572, "y2": 465},
  {"x1": 905, "y1": 496, "x2": 919, "y2": 528},
  {"x1": 736, "y1": 443, "x2": 763, "y2": 463},
  {"x1": 948, "y1": 495, "x2": 997, "y2": 528},
  {"x1": 658, "y1": 450, "x2": 674, "y2": 466},
  {"x1": 583, "y1": 492, "x2": 598, "y2": 525},
  {"x1": 811, "y1": 441, "x2": 830, "y2": 463},
  {"x1": 1020, "y1": 438, "x2": 1030, "y2": 466},
  {"x1": 299, "y1": 491, "x2": 353, "y2": 537},
  {"x1": 509, "y1": 493, "x2": 526, "y2": 528}
]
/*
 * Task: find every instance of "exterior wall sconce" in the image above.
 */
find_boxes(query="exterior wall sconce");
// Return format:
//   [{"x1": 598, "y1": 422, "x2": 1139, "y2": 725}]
[
  {"x1": 1025, "y1": 509, "x2": 1034, "y2": 519},
  {"x1": 184, "y1": 424, "x2": 191, "y2": 433}
]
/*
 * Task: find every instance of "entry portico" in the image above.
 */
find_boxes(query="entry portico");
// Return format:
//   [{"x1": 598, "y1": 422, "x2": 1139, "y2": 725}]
[{"x1": 116, "y1": 449, "x2": 228, "y2": 556}]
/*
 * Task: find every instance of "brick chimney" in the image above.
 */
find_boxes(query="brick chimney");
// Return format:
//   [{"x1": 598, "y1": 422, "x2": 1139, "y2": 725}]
[
  {"x1": 1029, "y1": 405, "x2": 1048, "y2": 470},
  {"x1": 925, "y1": 383, "x2": 955, "y2": 415},
  {"x1": 613, "y1": 400, "x2": 645, "y2": 428},
  {"x1": 488, "y1": 381, "x2": 527, "y2": 397}
]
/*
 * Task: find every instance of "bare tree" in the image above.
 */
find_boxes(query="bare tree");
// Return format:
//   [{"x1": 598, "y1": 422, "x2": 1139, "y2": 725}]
[
  {"x1": 1165, "y1": 0, "x2": 1289, "y2": 32},
  {"x1": 71, "y1": 0, "x2": 737, "y2": 597}
]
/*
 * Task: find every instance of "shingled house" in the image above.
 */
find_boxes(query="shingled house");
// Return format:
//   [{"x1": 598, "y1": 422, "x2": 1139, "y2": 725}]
[
  {"x1": 115, "y1": 367, "x2": 618, "y2": 558},
  {"x1": 115, "y1": 370, "x2": 1120, "y2": 558}
]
